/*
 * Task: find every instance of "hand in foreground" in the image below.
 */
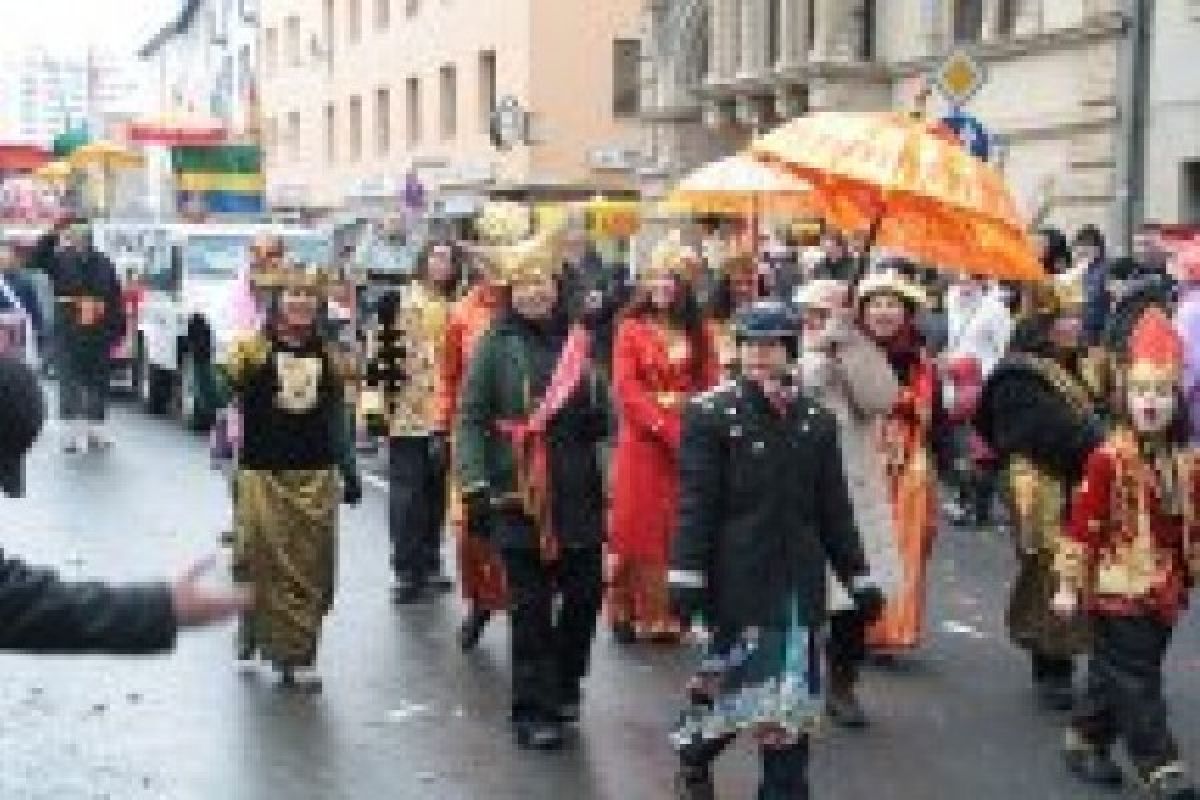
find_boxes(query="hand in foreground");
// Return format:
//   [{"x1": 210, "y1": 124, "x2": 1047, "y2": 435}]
[{"x1": 171, "y1": 557, "x2": 252, "y2": 630}]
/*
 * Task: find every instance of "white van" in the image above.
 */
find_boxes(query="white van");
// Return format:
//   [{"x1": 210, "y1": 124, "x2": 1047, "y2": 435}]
[{"x1": 135, "y1": 223, "x2": 331, "y2": 428}]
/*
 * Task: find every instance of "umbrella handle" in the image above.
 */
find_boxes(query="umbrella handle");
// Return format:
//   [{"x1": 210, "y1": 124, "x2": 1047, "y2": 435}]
[{"x1": 850, "y1": 212, "x2": 885, "y2": 292}]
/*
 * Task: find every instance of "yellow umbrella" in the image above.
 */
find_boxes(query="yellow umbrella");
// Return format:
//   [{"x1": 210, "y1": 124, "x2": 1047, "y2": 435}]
[
  {"x1": 67, "y1": 140, "x2": 145, "y2": 170},
  {"x1": 32, "y1": 160, "x2": 74, "y2": 184},
  {"x1": 751, "y1": 111, "x2": 1044, "y2": 281},
  {"x1": 668, "y1": 152, "x2": 817, "y2": 217}
]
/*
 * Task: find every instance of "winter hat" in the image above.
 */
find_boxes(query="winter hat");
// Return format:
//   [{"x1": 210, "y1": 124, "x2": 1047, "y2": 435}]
[{"x1": 0, "y1": 355, "x2": 45, "y2": 497}]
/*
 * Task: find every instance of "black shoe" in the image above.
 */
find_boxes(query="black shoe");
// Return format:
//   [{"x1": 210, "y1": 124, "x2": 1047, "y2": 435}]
[
  {"x1": 674, "y1": 765, "x2": 716, "y2": 800},
  {"x1": 391, "y1": 578, "x2": 424, "y2": 605},
  {"x1": 514, "y1": 715, "x2": 565, "y2": 750},
  {"x1": 426, "y1": 568, "x2": 454, "y2": 592},
  {"x1": 826, "y1": 685, "x2": 869, "y2": 729},
  {"x1": 458, "y1": 609, "x2": 492, "y2": 651},
  {"x1": 556, "y1": 684, "x2": 582, "y2": 723},
  {"x1": 612, "y1": 621, "x2": 636, "y2": 645},
  {"x1": 1035, "y1": 679, "x2": 1074, "y2": 712},
  {"x1": 1064, "y1": 737, "x2": 1123, "y2": 787},
  {"x1": 1144, "y1": 764, "x2": 1199, "y2": 799}
]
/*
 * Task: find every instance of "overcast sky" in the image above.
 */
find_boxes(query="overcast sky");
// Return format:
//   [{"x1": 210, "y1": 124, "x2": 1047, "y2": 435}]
[{"x1": 0, "y1": 0, "x2": 175, "y2": 58}]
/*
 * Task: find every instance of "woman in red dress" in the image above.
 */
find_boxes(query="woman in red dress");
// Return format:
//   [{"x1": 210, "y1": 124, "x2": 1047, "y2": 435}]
[{"x1": 608, "y1": 236, "x2": 720, "y2": 643}]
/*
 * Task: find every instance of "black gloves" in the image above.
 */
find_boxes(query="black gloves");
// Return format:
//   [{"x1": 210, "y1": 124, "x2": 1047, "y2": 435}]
[
  {"x1": 851, "y1": 580, "x2": 885, "y2": 625},
  {"x1": 428, "y1": 431, "x2": 449, "y2": 469},
  {"x1": 342, "y1": 473, "x2": 363, "y2": 506},
  {"x1": 463, "y1": 489, "x2": 493, "y2": 540},
  {"x1": 365, "y1": 412, "x2": 388, "y2": 438},
  {"x1": 669, "y1": 583, "x2": 712, "y2": 629}
]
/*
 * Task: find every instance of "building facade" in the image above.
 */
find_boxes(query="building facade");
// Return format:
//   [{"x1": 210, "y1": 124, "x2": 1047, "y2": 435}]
[
  {"x1": 258, "y1": 0, "x2": 644, "y2": 212},
  {"x1": 642, "y1": 0, "x2": 1200, "y2": 247}
]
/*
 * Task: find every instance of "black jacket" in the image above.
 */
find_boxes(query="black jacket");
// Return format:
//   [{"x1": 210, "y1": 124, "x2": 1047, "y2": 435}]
[
  {"x1": 0, "y1": 549, "x2": 177, "y2": 654},
  {"x1": 671, "y1": 378, "x2": 868, "y2": 630},
  {"x1": 28, "y1": 233, "x2": 124, "y2": 351}
]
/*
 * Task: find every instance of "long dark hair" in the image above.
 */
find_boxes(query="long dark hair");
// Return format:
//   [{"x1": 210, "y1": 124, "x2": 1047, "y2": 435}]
[{"x1": 621, "y1": 276, "x2": 711, "y2": 383}]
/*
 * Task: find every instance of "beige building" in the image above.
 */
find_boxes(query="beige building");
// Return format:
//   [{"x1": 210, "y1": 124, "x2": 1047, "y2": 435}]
[
  {"x1": 642, "y1": 0, "x2": 1200, "y2": 248},
  {"x1": 259, "y1": 0, "x2": 644, "y2": 212}
]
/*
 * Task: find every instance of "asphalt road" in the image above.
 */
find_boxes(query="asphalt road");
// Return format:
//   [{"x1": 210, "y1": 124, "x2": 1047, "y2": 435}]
[{"x1": 1, "y1": 397, "x2": 1197, "y2": 799}]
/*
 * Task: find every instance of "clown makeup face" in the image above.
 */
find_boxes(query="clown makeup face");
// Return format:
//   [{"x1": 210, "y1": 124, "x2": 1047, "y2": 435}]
[
  {"x1": 1127, "y1": 376, "x2": 1177, "y2": 436},
  {"x1": 511, "y1": 277, "x2": 557, "y2": 321},
  {"x1": 279, "y1": 287, "x2": 320, "y2": 332},
  {"x1": 647, "y1": 276, "x2": 677, "y2": 311},
  {"x1": 861, "y1": 292, "x2": 908, "y2": 342}
]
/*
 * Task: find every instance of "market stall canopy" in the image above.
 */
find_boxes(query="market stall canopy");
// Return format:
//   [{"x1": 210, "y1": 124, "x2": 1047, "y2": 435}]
[
  {"x1": 751, "y1": 111, "x2": 1044, "y2": 281},
  {"x1": 67, "y1": 140, "x2": 145, "y2": 171},
  {"x1": 668, "y1": 152, "x2": 817, "y2": 217},
  {"x1": 127, "y1": 113, "x2": 227, "y2": 146},
  {"x1": 31, "y1": 160, "x2": 73, "y2": 184}
]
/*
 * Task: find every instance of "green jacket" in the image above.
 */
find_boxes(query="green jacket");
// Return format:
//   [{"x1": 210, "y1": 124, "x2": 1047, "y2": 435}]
[{"x1": 455, "y1": 315, "x2": 609, "y2": 510}]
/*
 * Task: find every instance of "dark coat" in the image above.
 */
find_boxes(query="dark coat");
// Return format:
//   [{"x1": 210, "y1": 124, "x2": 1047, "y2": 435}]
[
  {"x1": 0, "y1": 549, "x2": 176, "y2": 653},
  {"x1": 671, "y1": 378, "x2": 869, "y2": 630},
  {"x1": 28, "y1": 233, "x2": 124, "y2": 355},
  {"x1": 560, "y1": 252, "x2": 630, "y2": 366},
  {"x1": 0, "y1": 271, "x2": 45, "y2": 335},
  {"x1": 455, "y1": 312, "x2": 610, "y2": 550}
]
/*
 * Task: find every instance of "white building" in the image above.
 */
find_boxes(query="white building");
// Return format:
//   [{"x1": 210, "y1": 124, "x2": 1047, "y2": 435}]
[{"x1": 641, "y1": 0, "x2": 1200, "y2": 248}]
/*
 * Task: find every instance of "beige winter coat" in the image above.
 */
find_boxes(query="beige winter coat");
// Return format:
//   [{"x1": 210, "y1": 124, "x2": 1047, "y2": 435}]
[{"x1": 799, "y1": 326, "x2": 902, "y2": 611}]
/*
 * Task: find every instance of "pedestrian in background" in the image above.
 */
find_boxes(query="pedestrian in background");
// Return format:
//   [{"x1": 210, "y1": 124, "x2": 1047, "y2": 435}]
[
  {"x1": 608, "y1": 235, "x2": 719, "y2": 644},
  {"x1": 27, "y1": 218, "x2": 124, "y2": 454}
]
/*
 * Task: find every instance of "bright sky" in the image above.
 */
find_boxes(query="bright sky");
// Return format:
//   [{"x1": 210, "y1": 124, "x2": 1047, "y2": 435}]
[{"x1": 0, "y1": 0, "x2": 175, "y2": 58}]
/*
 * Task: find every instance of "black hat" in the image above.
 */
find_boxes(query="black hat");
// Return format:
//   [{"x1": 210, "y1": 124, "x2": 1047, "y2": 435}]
[
  {"x1": 733, "y1": 300, "x2": 798, "y2": 342},
  {"x1": 1072, "y1": 225, "x2": 1106, "y2": 253},
  {"x1": 0, "y1": 356, "x2": 45, "y2": 497}
]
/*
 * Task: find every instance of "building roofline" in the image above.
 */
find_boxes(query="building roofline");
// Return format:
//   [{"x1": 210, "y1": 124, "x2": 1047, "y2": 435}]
[{"x1": 138, "y1": 0, "x2": 203, "y2": 60}]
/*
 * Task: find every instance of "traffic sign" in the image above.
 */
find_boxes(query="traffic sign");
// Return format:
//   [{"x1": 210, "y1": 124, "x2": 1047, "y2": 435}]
[{"x1": 934, "y1": 49, "x2": 986, "y2": 108}]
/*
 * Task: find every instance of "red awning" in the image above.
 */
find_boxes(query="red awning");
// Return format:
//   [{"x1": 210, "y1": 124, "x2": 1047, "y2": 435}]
[
  {"x1": 0, "y1": 145, "x2": 52, "y2": 171},
  {"x1": 127, "y1": 119, "x2": 227, "y2": 146}
]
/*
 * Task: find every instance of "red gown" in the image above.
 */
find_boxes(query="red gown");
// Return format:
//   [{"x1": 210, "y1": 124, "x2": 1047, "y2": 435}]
[
  {"x1": 608, "y1": 317, "x2": 719, "y2": 636},
  {"x1": 439, "y1": 284, "x2": 507, "y2": 613}
]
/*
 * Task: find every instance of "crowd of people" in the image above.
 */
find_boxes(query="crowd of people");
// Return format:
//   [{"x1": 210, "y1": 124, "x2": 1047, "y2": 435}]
[{"x1": 0, "y1": 206, "x2": 1198, "y2": 800}]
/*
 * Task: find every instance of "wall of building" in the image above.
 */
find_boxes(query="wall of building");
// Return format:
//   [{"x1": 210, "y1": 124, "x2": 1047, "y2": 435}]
[{"x1": 1142, "y1": 0, "x2": 1200, "y2": 225}]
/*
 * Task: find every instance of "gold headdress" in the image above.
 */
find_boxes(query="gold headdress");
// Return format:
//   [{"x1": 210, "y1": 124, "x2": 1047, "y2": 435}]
[
  {"x1": 253, "y1": 261, "x2": 331, "y2": 294},
  {"x1": 642, "y1": 230, "x2": 697, "y2": 283},
  {"x1": 475, "y1": 202, "x2": 533, "y2": 245},
  {"x1": 474, "y1": 222, "x2": 565, "y2": 286},
  {"x1": 856, "y1": 269, "x2": 927, "y2": 309}
]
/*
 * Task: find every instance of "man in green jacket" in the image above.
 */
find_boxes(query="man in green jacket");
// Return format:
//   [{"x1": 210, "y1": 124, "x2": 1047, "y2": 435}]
[{"x1": 456, "y1": 229, "x2": 610, "y2": 750}]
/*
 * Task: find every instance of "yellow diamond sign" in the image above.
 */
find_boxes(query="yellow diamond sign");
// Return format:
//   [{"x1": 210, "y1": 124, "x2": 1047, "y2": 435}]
[{"x1": 934, "y1": 49, "x2": 986, "y2": 107}]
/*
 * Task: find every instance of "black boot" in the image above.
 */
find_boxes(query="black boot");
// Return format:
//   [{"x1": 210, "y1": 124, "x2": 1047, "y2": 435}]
[
  {"x1": 826, "y1": 657, "x2": 868, "y2": 728},
  {"x1": 1035, "y1": 678, "x2": 1074, "y2": 712},
  {"x1": 391, "y1": 573, "x2": 424, "y2": 605},
  {"x1": 612, "y1": 620, "x2": 636, "y2": 645},
  {"x1": 513, "y1": 713, "x2": 565, "y2": 751},
  {"x1": 674, "y1": 765, "x2": 716, "y2": 800},
  {"x1": 1063, "y1": 731, "x2": 1123, "y2": 787},
  {"x1": 458, "y1": 607, "x2": 492, "y2": 651}
]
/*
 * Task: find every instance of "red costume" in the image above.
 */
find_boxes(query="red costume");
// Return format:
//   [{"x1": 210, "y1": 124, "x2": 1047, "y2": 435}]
[
  {"x1": 608, "y1": 316, "x2": 719, "y2": 637},
  {"x1": 439, "y1": 283, "x2": 507, "y2": 613}
]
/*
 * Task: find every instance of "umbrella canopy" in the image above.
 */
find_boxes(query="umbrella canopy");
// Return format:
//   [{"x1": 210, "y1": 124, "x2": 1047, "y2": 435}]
[
  {"x1": 32, "y1": 160, "x2": 74, "y2": 184},
  {"x1": 68, "y1": 140, "x2": 145, "y2": 170},
  {"x1": 127, "y1": 113, "x2": 227, "y2": 146},
  {"x1": 668, "y1": 152, "x2": 817, "y2": 217},
  {"x1": 751, "y1": 111, "x2": 1043, "y2": 281}
]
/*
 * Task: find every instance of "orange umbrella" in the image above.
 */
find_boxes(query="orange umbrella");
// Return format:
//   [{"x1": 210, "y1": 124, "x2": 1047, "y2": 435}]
[
  {"x1": 751, "y1": 111, "x2": 1044, "y2": 281},
  {"x1": 668, "y1": 152, "x2": 818, "y2": 217}
]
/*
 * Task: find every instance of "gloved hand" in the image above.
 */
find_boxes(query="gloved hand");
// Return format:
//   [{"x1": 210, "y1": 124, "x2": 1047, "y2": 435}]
[
  {"x1": 463, "y1": 488, "x2": 493, "y2": 540},
  {"x1": 428, "y1": 431, "x2": 449, "y2": 468},
  {"x1": 669, "y1": 583, "x2": 712, "y2": 630},
  {"x1": 342, "y1": 473, "x2": 363, "y2": 506},
  {"x1": 851, "y1": 579, "x2": 885, "y2": 625},
  {"x1": 365, "y1": 413, "x2": 388, "y2": 438}
]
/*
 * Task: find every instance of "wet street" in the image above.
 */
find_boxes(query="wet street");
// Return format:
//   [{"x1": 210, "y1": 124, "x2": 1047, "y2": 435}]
[{"x1": 1, "y1": 397, "x2": 1198, "y2": 800}]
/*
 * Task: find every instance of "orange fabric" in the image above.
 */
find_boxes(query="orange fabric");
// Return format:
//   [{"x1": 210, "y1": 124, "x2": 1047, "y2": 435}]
[
  {"x1": 751, "y1": 111, "x2": 1045, "y2": 281},
  {"x1": 439, "y1": 283, "x2": 507, "y2": 608},
  {"x1": 867, "y1": 355, "x2": 938, "y2": 652},
  {"x1": 606, "y1": 555, "x2": 677, "y2": 637}
]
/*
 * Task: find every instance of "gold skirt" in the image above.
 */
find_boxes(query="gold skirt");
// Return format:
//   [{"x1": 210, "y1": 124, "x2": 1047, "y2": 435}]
[{"x1": 234, "y1": 468, "x2": 338, "y2": 668}]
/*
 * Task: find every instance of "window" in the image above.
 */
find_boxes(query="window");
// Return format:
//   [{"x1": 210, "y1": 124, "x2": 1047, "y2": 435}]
[
  {"x1": 325, "y1": 103, "x2": 336, "y2": 163},
  {"x1": 406, "y1": 76, "x2": 421, "y2": 145},
  {"x1": 286, "y1": 110, "x2": 301, "y2": 145},
  {"x1": 375, "y1": 87, "x2": 391, "y2": 155},
  {"x1": 767, "y1": 0, "x2": 781, "y2": 67},
  {"x1": 405, "y1": 0, "x2": 418, "y2": 16},
  {"x1": 264, "y1": 116, "x2": 278, "y2": 152},
  {"x1": 612, "y1": 39, "x2": 640, "y2": 116},
  {"x1": 478, "y1": 50, "x2": 497, "y2": 132},
  {"x1": 349, "y1": 94, "x2": 363, "y2": 160},
  {"x1": 997, "y1": 0, "x2": 1018, "y2": 36},
  {"x1": 953, "y1": 0, "x2": 984, "y2": 42},
  {"x1": 322, "y1": 0, "x2": 335, "y2": 66},
  {"x1": 375, "y1": 0, "x2": 389, "y2": 29},
  {"x1": 263, "y1": 28, "x2": 278, "y2": 75},
  {"x1": 857, "y1": 0, "x2": 876, "y2": 60},
  {"x1": 285, "y1": 15, "x2": 302, "y2": 65},
  {"x1": 347, "y1": 0, "x2": 361, "y2": 43},
  {"x1": 439, "y1": 65, "x2": 457, "y2": 139}
]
